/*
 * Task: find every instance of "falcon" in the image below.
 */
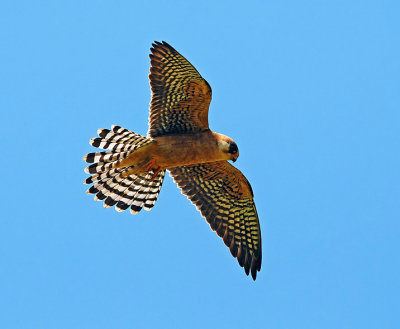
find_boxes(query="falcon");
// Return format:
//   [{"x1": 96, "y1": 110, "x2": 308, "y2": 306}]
[{"x1": 83, "y1": 41, "x2": 262, "y2": 279}]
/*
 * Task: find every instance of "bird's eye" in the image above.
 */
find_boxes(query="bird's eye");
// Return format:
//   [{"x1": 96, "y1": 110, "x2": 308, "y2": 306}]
[{"x1": 228, "y1": 142, "x2": 238, "y2": 155}]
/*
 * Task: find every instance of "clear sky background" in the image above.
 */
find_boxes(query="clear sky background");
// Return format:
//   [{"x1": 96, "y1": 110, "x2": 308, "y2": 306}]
[{"x1": 1, "y1": 1, "x2": 399, "y2": 328}]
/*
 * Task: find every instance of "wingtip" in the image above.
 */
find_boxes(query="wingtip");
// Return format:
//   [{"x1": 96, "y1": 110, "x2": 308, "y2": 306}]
[
  {"x1": 151, "y1": 41, "x2": 162, "y2": 51},
  {"x1": 250, "y1": 254, "x2": 261, "y2": 280},
  {"x1": 151, "y1": 40, "x2": 173, "y2": 52}
]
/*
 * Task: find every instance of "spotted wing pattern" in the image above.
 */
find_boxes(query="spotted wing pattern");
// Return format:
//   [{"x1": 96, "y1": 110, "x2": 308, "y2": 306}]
[
  {"x1": 169, "y1": 161, "x2": 262, "y2": 280},
  {"x1": 148, "y1": 41, "x2": 212, "y2": 138},
  {"x1": 83, "y1": 126, "x2": 165, "y2": 214}
]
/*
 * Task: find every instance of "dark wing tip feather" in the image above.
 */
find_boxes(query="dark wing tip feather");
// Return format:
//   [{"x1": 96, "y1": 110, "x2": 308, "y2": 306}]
[
  {"x1": 250, "y1": 253, "x2": 262, "y2": 280},
  {"x1": 151, "y1": 40, "x2": 173, "y2": 51},
  {"x1": 244, "y1": 262, "x2": 250, "y2": 276}
]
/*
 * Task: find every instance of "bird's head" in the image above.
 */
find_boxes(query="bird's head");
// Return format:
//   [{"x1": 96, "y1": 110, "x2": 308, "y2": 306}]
[{"x1": 217, "y1": 135, "x2": 239, "y2": 163}]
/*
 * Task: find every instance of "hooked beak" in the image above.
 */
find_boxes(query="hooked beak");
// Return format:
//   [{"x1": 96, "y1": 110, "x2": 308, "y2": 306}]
[{"x1": 231, "y1": 155, "x2": 238, "y2": 163}]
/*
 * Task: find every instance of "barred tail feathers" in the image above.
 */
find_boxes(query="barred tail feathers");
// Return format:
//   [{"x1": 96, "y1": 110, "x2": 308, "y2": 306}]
[{"x1": 83, "y1": 125, "x2": 165, "y2": 214}]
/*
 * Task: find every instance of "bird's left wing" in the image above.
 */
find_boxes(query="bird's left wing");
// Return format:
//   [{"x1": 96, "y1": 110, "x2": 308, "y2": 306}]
[{"x1": 169, "y1": 161, "x2": 262, "y2": 280}]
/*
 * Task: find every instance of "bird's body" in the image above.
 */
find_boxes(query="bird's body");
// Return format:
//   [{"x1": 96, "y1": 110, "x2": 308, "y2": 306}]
[
  {"x1": 83, "y1": 41, "x2": 262, "y2": 279},
  {"x1": 116, "y1": 131, "x2": 236, "y2": 174}
]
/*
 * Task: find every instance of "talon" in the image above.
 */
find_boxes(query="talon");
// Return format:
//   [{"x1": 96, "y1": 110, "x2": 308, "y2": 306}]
[
  {"x1": 144, "y1": 158, "x2": 161, "y2": 181},
  {"x1": 150, "y1": 167, "x2": 162, "y2": 181}
]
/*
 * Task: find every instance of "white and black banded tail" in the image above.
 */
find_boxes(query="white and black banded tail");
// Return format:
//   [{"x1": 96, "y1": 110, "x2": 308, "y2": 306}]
[{"x1": 83, "y1": 125, "x2": 165, "y2": 214}]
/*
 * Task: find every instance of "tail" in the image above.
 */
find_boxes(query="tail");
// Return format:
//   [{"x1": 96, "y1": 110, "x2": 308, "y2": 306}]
[{"x1": 83, "y1": 125, "x2": 165, "y2": 214}]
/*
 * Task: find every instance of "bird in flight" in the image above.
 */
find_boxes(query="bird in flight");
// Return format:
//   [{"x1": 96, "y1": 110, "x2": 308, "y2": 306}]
[{"x1": 83, "y1": 41, "x2": 262, "y2": 279}]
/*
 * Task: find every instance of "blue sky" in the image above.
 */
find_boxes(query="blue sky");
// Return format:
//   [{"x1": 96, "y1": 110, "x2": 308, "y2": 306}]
[{"x1": 1, "y1": 0, "x2": 399, "y2": 328}]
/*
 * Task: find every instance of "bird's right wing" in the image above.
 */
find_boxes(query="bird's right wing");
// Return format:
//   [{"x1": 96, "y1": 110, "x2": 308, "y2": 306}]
[
  {"x1": 148, "y1": 41, "x2": 212, "y2": 138},
  {"x1": 169, "y1": 161, "x2": 262, "y2": 280}
]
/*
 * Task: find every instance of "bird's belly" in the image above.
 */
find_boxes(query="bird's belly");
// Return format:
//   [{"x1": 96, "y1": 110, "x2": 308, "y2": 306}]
[{"x1": 154, "y1": 134, "x2": 221, "y2": 168}]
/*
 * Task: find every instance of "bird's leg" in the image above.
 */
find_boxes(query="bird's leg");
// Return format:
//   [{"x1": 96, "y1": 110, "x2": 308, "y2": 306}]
[
  {"x1": 145, "y1": 158, "x2": 157, "y2": 171},
  {"x1": 145, "y1": 158, "x2": 162, "y2": 181},
  {"x1": 150, "y1": 167, "x2": 162, "y2": 181}
]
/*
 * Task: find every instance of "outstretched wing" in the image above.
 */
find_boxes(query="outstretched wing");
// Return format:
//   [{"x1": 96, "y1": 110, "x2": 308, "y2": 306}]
[
  {"x1": 148, "y1": 41, "x2": 212, "y2": 138},
  {"x1": 169, "y1": 161, "x2": 262, "y2": 280}
]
